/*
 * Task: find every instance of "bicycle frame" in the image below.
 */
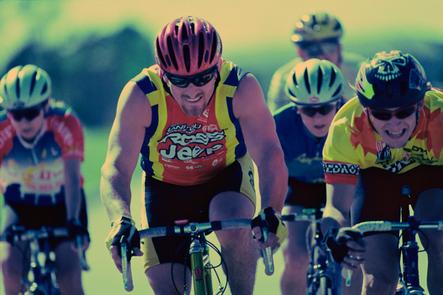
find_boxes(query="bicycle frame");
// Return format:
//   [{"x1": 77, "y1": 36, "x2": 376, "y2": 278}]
[
  {"x1": 0, "y1": 226, "x2": 89, "y2": 295},
  {"x1": 189, "y1": 234, "x2": 213, "y2": 295},
  {"x1": 281, "y1": 208, "x2": 337, "y2": 295},
  {"x1": 398, "y1": 203, "x2": 424, "y2": 294},
  {"x1": 25, "y1": 236, "x2": 60, "y2": 295}
]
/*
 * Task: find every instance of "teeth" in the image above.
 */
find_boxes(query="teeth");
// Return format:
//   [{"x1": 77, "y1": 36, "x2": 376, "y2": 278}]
[{"x1": 386, "y1": 129, "x2": 405, "y2": 137}]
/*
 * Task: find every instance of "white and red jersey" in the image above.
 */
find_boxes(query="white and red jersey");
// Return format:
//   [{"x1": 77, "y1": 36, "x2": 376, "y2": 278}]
[{"x1": 0, "y1": 100, "x2": 84, "y2": 205}]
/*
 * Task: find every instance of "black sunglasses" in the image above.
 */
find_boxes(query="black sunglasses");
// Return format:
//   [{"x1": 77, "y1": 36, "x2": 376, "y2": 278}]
[
  {"x1": 165, "y1": 66, "x2": 218, "y2": 88},
  {"x1": 9, "y1": 106, "x2": 43, "y2": 121},
  {"x1": 368, "y1": 104, "x2": 418, "y2": 121},
  {"x1": 298, "y1": 103, "x2": 337, "y2": 117},
  {"x1": 298, "y1": 41, "x2": 339, "y2": 57}
]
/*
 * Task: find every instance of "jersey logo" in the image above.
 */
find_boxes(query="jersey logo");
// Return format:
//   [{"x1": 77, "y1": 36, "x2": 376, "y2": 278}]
[
  {"x1": 323, "y1": 162, "x2": 360, "y2": 176},
  {"x1": 374, "y1": 54, "x2": 407, "y2": 81},
  {"x1": 158, "y1": 123, "x2": 226, "y2": 161},
  {"x1": 375, "y1": 141, "x2": 391, "y2": 164}
]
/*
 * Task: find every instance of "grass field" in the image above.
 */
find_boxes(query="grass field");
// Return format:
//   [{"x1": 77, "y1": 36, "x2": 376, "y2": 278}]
[{"x1": 0, "y1": 128, "x2": 430, "y2": 294}]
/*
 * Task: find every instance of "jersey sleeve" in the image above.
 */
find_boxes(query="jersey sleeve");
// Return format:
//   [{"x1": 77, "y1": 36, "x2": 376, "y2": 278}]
[
  {"x1": 51, "y1": 112, "x2": 84, "y2": 161},
  {"x1": 322, "y1": 115, "x2": 361, "y2": 185}
]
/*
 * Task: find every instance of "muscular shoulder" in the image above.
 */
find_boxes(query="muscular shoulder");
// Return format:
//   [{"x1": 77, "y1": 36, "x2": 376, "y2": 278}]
[{"x1": 115, "y1": 78, "x2": 152, "y2": 128}]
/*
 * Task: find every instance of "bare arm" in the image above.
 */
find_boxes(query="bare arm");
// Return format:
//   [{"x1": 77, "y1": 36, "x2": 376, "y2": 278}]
[
  {"x1": 234, "y1": 74, "x2": 288, "y2": 211},
  {"x1": 322, "y1": 183, "x2": 356, "y2": 230},
  {"x1": 64, "y1": 158, "x2": 82, "y2": 220},
  {"x1": 100, "y1": 81, "x2": 151, "y2": 222}
]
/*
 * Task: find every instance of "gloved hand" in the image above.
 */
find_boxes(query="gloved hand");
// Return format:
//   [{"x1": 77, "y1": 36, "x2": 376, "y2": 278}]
[
  {"x1": 1, "y1": 224, "x2": 23, "y2": 244},
  {"x1": 105, "y1": 216, "x2": 141, "y2": 259},
  {"x1": 67, "y1": 218, "x2": 90, "y2": 250},
  {"x1": 326, "y1": 227, "x2": 365, "y2": 269},
  {"x1": 251, "y1": 207, "x2": 287, "y2": 247},
  {"x1": 67, "y1": 218, "x2": 90, "y2": 241}
]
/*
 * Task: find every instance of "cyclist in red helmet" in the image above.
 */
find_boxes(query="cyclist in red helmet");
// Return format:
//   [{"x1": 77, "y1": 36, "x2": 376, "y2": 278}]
[
  {"x1": 323, "y1": 50, "x2": 443, "y2": 294},
  {"x1": 101, "y1": 16, "x2": 288, "y2": 294}
]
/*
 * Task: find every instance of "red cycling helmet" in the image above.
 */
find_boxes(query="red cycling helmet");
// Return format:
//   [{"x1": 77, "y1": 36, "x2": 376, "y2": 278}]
[{"x1": 155, "y1": 16, "x2": 223, "y2": 76}]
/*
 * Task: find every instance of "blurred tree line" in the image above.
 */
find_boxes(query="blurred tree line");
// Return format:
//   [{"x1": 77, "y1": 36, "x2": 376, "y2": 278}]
[{"x1": 4, "y1": 27, "x2": 153, "y2": 126}]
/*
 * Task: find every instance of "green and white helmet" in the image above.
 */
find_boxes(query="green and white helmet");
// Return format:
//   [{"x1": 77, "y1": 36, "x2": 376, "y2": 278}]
[
  {"x1": 0, "y1": 64, "x2": 51, "y2": 110},
  {"x1": 285, "y1": 58, "x2": 344, "y2": 105}
]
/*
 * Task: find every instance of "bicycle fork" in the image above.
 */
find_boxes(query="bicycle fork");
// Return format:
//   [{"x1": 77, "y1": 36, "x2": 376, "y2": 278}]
[
  {"x1": 401, "y1": 223, "x2": 424, "y2": 294},
  {"x1": 190, "y1": 236, "x2": 213, "y2": 295}
]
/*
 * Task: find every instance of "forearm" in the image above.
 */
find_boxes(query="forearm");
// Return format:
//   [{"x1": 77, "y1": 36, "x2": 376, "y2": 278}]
[
  {"x1": 257, "y1": 147, "x2": 288, "y2": 212},
  {"x1": 321, "y1": 183, "x2": 354, "y2": 233},
  {"x1": 63, "y1": 158, "x2": 82, "y2": 220},
  {"x1": 64, "y1": 173, "x2": 82, "y2": 220},
  {"x1": 100, "y1": 165, "x2": 132, "y2": 222}
]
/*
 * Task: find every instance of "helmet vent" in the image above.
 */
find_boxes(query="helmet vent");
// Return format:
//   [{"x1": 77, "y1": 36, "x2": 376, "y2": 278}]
[
  {"x1": 198, "y1": 32, "x2": 205, "y2": 67},
  {"x1": 181, "y1": 24, "x2": 188, "y2": 42},
  {"x1": 303, "y1": 69, "x2": 311, "y2": 94},
  {"x1": 209, "y1": 31, "x2": 218, "y2": 63},
  {"x1": 292, "y1": 73, "x2": 298, "y2": 86},
  {"x1": 329, "y1": 66, "x2": 337, "y2": 87},
  {"x1": 156, "y1": 40, "x2": 167, "y2": 67},
  {"x1": 317, "y1": 67, "x2": 323, "y2": 93},
  {"x1": 15, "y1": 77, "x2": 21, "y2": 99},
  {"x1": 41, "y1": 82, "x2": 48, "y2": 96},
  {"x1": 166, "y1": 36, "x2": 178, "y2": 70},
  {"x1": 332, "y1": 85, "x2": 342, "y2": 98},
  {"x1": 30, "y1": 71, "x2": 38, "y2": 97},
  {"x1": 183, "y1": 45, "x2": 191, "y2": 72}
]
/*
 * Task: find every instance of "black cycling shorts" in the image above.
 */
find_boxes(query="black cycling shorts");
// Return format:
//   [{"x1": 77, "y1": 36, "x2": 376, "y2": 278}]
[
  {"x1": 285, "y1": 177, "x2": 326, "y2": 209},
  {"x1": 352, "y1": 166, "x2": 443, "y2": 224},
  {"x1": 2, "y1": 189, "x2": 88, "y2": 246},
  {"x1": 141, "y1": 156, "x2": 256, "y2": 272}
]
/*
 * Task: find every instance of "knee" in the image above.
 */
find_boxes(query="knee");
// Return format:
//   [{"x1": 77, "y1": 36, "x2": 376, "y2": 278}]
[
  {"x1": 0, "y1": 248, "x2": 21, "y2": 281},
  {"x1": 217, "y1": 228, "x2": 251, "y2": 248},
  {"x1": 426, "y1": 232, "x2": 443, "y2": 257},
  {"x1": 56, "y1": 263, "x2": 83, "y2": 294},
  {"x1": 363, "y1": 263, "x2": 398, "y2": 290},
  {"x1": 282, "y1": 242, "x2": 309, "y2": 271},
  {"x1": 0, "y1": 249, "x2": 22, "y2": 293}
]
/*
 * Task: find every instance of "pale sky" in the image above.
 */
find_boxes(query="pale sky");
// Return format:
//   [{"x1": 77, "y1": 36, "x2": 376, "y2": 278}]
[{"x1": 1, "y1": 0, "x2": 442, "y2": 66}]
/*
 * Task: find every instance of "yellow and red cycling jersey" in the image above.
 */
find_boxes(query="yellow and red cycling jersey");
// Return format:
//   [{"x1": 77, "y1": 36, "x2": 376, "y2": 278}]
[
  {"x1": 323, "y1": 89, "x2": 443, "y2": 185},
  {"x1": 132, "y1": 59, "x2": 248, "y2": 186}
]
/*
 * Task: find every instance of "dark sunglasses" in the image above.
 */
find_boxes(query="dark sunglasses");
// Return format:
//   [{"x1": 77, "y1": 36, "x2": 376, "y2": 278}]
[
  {"x1": 9, "y1": 106, "x2": 43, "y2": 121},
  {"x1": 298, "y1": 103, "x2": 337, "y2": 117},
  {"x1": 165, "y1": 66, "x2": 218, "y2": 88},
  {"x1": 368, "y1": 104, "x2": 418, "y2": 121},
  {"x1": 299, "y1": 41, "x2": 339, "y2": 57}
]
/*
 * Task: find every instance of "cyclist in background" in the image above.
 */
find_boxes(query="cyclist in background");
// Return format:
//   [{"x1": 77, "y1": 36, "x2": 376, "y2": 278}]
[
  {"x1": 0, "y1": 65, "x2": 89, "y2": 295},
  {"x1": 323, "y1": 50, "x2": 443, "y2": 294},
  {"x1": 274, "y1": 58, "x2": 346, "y2": 294},
  {"x1": 268, "y1": 12, "x2": 363, "y2": 113},
  {"x1": 101, "y1": 16, "x2": 287, "y2": 295}
]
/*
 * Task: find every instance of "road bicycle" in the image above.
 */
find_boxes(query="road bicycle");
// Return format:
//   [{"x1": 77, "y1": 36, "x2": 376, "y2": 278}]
[
  {"x1": 351, "y1": 186, "x2": 443, "y2": 295},
  {"x1": 281, "y1": 208, "x2": 339, "y2": 295},
  {"x1": 0, "y1": 225, "x2": 89, "y2": 295},
  {"x1": 120, "y1": 218, "x2": 274, "y2": 295}
]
